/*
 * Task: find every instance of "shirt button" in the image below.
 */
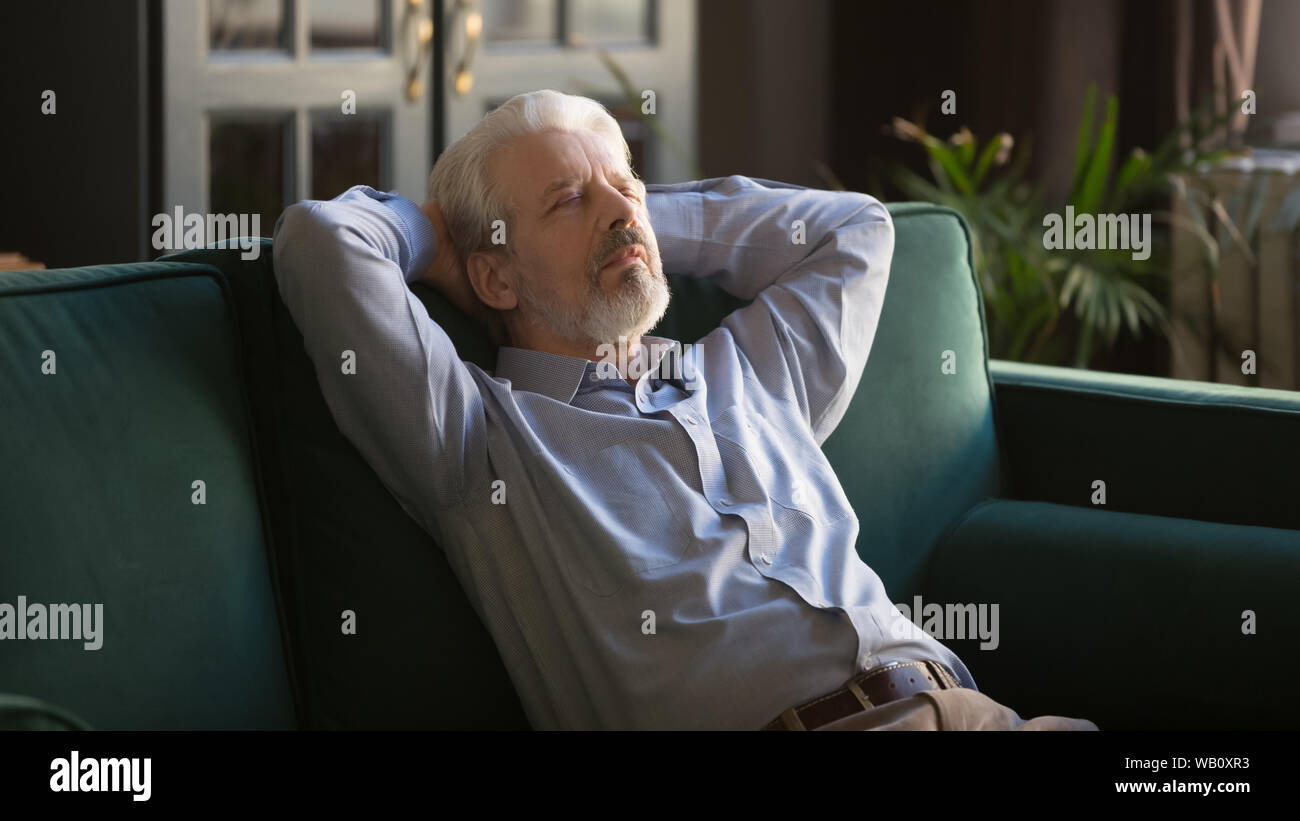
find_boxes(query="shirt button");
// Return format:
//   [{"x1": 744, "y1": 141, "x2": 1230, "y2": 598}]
[
  {"x1": 759, "y1": 552, "x2": 773, "y2": 565},
  {"x1": 718, "y1": 497, "x2": 732, "y2": 506},
  {"x1": 683, "y1": 415, "x2": 697, "y2": 425},
  {"x1": 588, "y1": 372, "x2": 599, "y2": 382}
]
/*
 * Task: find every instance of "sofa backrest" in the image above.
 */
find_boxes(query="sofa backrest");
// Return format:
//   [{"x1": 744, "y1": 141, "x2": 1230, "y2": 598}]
[
  {"x1": 841, "y1": 203, "x2": 1004, "y2": 593},
  {"x1": 0, "y1": 262, "x2": 297, "y2": 729}
]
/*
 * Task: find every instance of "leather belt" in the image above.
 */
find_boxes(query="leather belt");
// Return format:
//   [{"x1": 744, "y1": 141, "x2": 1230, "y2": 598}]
[{"x1": 763, "y1": 660, "x2": 964, "y2": 730}]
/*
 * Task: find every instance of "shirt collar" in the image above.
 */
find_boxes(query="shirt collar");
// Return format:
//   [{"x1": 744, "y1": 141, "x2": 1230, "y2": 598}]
[{"x1": 493, "y1": 335, "x2": 684, "y2": 404}]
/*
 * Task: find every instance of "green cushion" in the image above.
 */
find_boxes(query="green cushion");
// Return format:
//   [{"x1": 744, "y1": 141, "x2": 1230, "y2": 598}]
[
  {"x1": 925, "y1": 498, "x2": 1300, "y2": 730},
  {"x1": 824, "y1": 203, "x2": 1003, "y2": 596},
  {"x1": 0, "y1": 262, "x2": 296, "y2": 729}
]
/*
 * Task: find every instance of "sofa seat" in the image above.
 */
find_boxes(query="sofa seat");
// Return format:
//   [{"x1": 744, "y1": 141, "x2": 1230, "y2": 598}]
[{"x1": 924, "y1": 498, "x2": 1300, "y2": 730}]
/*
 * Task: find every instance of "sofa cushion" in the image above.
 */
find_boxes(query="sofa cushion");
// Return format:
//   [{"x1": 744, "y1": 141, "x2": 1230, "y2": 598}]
[
  {"x1": 0, "y1": 262, "x2": 297, "y2": 729},
  {"x1": 924, "y1": 498, "x2": 1300, "y2": 729}
]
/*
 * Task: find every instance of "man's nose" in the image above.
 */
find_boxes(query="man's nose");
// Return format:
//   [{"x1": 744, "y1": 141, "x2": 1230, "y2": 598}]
[{"x1": 607, "y1": 195, "x2": 640, "y2": 233}]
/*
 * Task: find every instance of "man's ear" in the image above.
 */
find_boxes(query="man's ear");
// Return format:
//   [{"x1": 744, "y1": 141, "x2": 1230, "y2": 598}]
[{"x1": 466, "y1": 250, "x2": 519, "y2": 312}]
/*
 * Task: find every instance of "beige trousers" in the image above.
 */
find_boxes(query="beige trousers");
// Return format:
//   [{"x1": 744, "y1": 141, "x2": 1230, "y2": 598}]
[{"x1": 811, "y1": 687, "x2": 1100, "y2": 731}]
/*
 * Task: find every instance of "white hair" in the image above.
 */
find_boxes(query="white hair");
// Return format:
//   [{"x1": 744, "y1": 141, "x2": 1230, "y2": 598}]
[{"x1": 425, "y1": 89, "x2": 638, "y2": 270}]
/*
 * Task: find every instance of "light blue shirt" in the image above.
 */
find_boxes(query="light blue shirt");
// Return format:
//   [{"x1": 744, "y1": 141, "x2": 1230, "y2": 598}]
[{"x1": 272, "y1": 175, "x2": 976, "y2": 730}]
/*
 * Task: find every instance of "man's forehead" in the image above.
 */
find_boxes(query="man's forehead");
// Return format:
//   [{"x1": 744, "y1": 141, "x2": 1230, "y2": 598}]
[{"x1": 496, "y1": 129, "x2": 631, "y2": 198}]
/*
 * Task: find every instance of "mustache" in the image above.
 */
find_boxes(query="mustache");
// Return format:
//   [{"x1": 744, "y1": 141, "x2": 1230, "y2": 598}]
[{"x1": 592, "y1": 227, "x2": 652, "y2": 273}]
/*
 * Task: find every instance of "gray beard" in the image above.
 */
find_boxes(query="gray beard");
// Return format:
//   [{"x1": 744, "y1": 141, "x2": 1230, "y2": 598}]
[{"x1": 514, "y1": 259, "x2": 670, "y2": 346}]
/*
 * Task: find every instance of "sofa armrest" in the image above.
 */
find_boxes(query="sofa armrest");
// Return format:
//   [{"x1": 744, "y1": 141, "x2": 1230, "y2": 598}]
[
  {"x1": 923, "y1": 498, "x2": 1300, "y2": 730},
  {"x1": 990, "y1": 359, "x2": 1300, "y2": 531}
]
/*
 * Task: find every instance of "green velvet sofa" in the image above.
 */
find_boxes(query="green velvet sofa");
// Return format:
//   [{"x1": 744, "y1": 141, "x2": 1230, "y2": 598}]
[{"x1": 2, "y1": 203, "x2": 1296, "y2": 730}]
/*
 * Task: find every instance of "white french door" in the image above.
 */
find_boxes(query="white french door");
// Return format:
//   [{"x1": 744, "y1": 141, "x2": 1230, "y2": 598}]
[
  {"x1": 441, "y1": 0, "x2": 696, "y2": 183},
  {"x1": 163, "y1": 0, "x2": 434, "y2": 235}
]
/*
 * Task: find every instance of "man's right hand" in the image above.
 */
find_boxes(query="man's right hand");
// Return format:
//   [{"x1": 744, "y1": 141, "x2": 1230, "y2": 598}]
[{"x1": 418, "y1": 199, "x2": 507, "y2": 345}]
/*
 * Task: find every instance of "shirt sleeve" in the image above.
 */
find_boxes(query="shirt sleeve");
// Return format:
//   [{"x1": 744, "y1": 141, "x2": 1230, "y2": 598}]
[
  {"x1": 271, "y1": 185, "x2": 485, "y2": 521},
  {"x1": 645, "y1": 175, "x2": 894, "y2": 444}
]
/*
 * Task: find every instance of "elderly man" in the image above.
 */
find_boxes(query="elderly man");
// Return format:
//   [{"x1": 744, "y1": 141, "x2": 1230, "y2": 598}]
[{"x1": 272, "y1": 89, "x2": 1096, "y2": 731}]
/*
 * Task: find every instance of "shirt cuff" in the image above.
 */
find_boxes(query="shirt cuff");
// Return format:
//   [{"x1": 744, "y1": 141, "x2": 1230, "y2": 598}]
[
  {"x1": 646, "y1": 187, "x2": 703, "y2": 276},
  {"x1": 364, "y1": 187, "x2": 439, "y2": 282}
]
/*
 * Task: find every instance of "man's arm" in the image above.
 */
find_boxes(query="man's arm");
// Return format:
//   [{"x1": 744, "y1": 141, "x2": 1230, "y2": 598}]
[
  {"x1": 646, "y1": 174, "x2": 894, "y2": 443},
  {"x1": 272, "y1": 186, "x2": 485, "y2": 523}
]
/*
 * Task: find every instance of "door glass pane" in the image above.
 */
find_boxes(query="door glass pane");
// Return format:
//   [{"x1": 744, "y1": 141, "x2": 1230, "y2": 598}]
[
  {"x1": 483, "y1": 0, "x2": 557, "y2": 43},
  {"x1": 310, "y1": 0, "x2": 383, "y2": 51},
  {"x1": 209, "y1": 0, "x2": 288, "y2": 52},
  {"x1": 311, "y1": 114, "x2": 385, "y2": 200},
  {"x1": 569, "y1": 0, "x2": 649, "y2": 44},
  {"x1": 209, "y1": 116, "x2": 288, "y2": 232}
]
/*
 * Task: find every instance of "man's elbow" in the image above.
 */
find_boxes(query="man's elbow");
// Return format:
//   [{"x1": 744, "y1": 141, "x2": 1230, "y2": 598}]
[
  {"x1": 272, "y1": 202, "x2": 320, "y2": 261},
  {"x1": 846, "y1": 193, "x2": 892, "y2": 235},
  {"x1": 837, "y1": 194, "x2": 893, "y2": 287}
]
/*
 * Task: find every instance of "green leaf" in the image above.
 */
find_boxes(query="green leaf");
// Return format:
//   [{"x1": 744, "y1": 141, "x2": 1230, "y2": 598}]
[
  {"x1": 923, "y1": 137, "x2": 975, "y2": 195},
  {"x1": 1059, "y1": 263, "x2": 1084, "y2": 307},
  {"x1": 1104, "y1": 283, "x2": 1121, "y2": 344},
  {"x1": 970, "y1": 137, "x2": 1003, "y2": 190},
  {"x1": 1071, "y1": 84, "x2": 1098, "y2": 197},
  {"x1": 1009, "y1": 132, "x2": 1035, "y2": 183},
  {"x1": 1121, "y1": 291, "x2": 1140, "y2": 336},
  {"x1": 891, "y1": 166, "x2": 946, "y2": 203},
  {"x1": 1074, "y1": 96, "x2": 1118, "y2": 213},
  {"x1": 1111, "y1": 148, "x2": 1153, "y2": 208},
  {"x1": 954, "y1": 131, "x2": 976, "y2": 168}
]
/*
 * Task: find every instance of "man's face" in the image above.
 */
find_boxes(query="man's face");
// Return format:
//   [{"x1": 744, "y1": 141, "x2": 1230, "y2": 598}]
[{"x1": 488, "y1": 127, "x2": 668, "y2": 346}]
